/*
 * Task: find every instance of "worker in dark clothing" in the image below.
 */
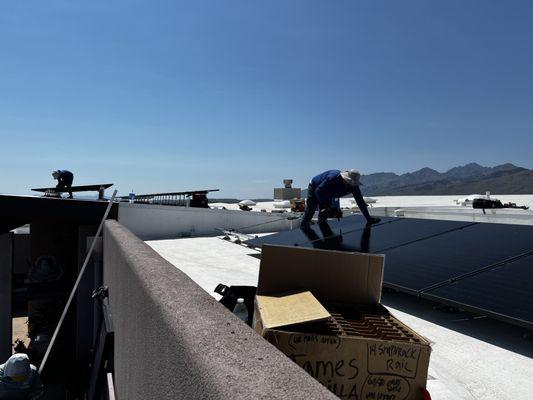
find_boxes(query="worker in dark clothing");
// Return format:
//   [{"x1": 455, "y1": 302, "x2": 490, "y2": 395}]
[
  {"x1": 52, "y1": 170, "x2": 74, "y2": 198},
  {"x1": 0, "y1": 353, "x2": 44, "y2": 399},
  {"x1": 301, "y1": 169, "x2": 380, "y2": 231}
]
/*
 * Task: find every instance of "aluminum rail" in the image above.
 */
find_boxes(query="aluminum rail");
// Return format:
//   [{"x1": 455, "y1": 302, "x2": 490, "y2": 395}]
[{"x1": 38, "y1": 190, "x2": 118, "y2": 374}]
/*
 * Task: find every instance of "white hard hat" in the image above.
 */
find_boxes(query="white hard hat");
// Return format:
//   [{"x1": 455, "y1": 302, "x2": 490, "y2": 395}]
[
  {"x1": 4, "y1": 353, "x2": 31, "y2": 382},
  {"x1": 340, "y1": 169, "x2": 363, "y2": 187}
]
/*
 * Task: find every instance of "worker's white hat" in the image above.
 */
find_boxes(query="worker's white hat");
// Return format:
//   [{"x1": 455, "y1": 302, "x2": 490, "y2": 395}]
[
  {"x1": 341, "y1": 169, "x2": 363, "y2": 187},
  {"x1": 4, "y1": 353, "x2": 31, "y2": 382}
]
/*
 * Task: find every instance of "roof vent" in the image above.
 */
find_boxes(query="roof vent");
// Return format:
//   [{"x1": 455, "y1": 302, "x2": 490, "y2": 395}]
[{"x1": 274, "y1": 179, "x2": 301, "y2": 200}]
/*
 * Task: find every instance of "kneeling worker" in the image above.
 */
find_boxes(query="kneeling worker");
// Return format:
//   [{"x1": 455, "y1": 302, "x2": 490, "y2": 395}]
[
  {"x1": 52, "y1": 170, "x2": 74, "y2": 198},
  {"x1": 0, "y1": 353, "x2": 44, "y2": 399},
  {"x1": 301, "y1": 169, "x2": 380, "y2": 230}
]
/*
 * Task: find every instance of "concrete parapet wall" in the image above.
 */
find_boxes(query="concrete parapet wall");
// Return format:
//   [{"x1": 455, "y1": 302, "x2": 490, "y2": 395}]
[{"x1": 103, "y1": 220, "x2": 335, "y2": 400}]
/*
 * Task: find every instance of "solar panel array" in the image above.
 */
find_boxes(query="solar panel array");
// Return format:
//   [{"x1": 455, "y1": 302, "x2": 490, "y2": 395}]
[{"x1": 245, "y1": 215, "x2": 533, "y2": 329}]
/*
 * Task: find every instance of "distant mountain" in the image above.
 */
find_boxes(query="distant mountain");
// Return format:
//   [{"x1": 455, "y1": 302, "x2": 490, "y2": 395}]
[
  {"x1": 360, "y1": 163, "x2": 533, "y2": 195},
  {"x1": 444, "y1": 162, "x2": 519, "y2": 180},
  {"x1": 445, "y1": 162, "x2": 489, "y2": 180}
]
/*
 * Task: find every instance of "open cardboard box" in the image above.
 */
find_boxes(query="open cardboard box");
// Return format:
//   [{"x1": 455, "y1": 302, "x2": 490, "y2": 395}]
[{"x1": 253, "y1": 245, "x2": 431, "y2": 400}]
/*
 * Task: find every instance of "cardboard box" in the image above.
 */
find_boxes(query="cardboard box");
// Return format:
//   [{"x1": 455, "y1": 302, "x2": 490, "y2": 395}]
[{"x1": 254, "y1": 245, "x2": 431, "y2": 400}]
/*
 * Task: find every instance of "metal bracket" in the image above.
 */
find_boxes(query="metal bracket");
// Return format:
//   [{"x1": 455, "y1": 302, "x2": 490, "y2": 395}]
[
  {"x1": 92, "y1": 286, "x2": 109, "y2": 300},
  {"x1": 88, "y1": 287, "x2": 115, "y2": 400}
]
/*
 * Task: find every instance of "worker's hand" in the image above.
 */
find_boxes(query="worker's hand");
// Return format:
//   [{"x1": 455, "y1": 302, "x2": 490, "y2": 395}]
[
  {"x1": 320, "y1": 207, "x2": 333, "y2": 218},
  {"x1": 367, "y1": 216, "x2": 381, "y2": 224},
  {"x1": 331, "y1": 208, "x2": 343, "y2": 219}
]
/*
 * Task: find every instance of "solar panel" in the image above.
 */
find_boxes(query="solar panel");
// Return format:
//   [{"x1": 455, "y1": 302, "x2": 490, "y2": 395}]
[
  {"x1": 421, "y1": 254, "x2": 533, "y2": 329},
  {"x1": 314, "y1": 217, "x2": 473, "y2": 253},
  {"x1": 382, "y1": 222, "x2": 533, "y2": 294},
  {"x1": 246, "y1": 215, "x2": 397, "y2": 248},
  {"x1": 245, "y1": 215, "x2": 472, "y2": 252},
  {"x1": 31, "y1": 183, "x2": 114, "y2": 192},
  {"x1": 245, "y1": 216, "x2": 533, "y2": 328}
]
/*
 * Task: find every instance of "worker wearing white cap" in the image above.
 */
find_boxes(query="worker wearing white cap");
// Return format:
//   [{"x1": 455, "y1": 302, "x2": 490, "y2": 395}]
[
  {"x1": 301, "y1": 169, "x2": 380, "y2": 231},
  {"x1": 0, "y1": 353, "x2": 44, "y2": 399}
]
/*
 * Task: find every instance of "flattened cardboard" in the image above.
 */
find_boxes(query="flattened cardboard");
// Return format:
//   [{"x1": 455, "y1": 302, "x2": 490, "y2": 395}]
[
  {"x1": 256, "y1": 291, "x2": 331, "y2": 329},
  {"x1": 258, "y1": 244, "x2": 384, "y2": 305}
]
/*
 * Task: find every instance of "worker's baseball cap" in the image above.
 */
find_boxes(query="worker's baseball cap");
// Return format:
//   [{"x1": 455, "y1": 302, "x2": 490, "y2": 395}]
[
  {"x1": 4, "y1": 353, "x2": 31, "y2": 382},
  {"x1": 341, "y1": 169, "x2": 363, "y2": 187}
]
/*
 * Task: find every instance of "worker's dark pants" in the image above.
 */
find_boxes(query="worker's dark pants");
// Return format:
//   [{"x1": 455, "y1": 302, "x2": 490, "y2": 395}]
[
  {"x1": 301, "y1": 184, "x2": 328, "y2": 230},
  {"x1": 57, "y1": 178, "x2": 73, "y2": 199}
]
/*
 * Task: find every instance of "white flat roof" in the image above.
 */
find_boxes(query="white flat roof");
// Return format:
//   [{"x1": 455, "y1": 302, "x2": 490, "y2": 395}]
[
  {"x1": 347, "y1": 194, "x2": 533, "y2": 208},
  {"x1": 212, "y1": 194, "x2": 533, "y2": 212},
  {"x1": 147, "y1": 236, "x2": 533, "y2": 400}
]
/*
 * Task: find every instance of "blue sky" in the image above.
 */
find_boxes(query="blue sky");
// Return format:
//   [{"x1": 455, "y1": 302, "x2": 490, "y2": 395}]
[{"x1": 1, "y1": 1, "x2": 532, "y2": 198}]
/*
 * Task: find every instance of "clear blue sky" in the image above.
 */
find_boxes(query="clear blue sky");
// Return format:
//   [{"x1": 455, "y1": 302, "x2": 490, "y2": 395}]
[{"x1": 1, "y1": 1, "x2": 532, "y2": 198}]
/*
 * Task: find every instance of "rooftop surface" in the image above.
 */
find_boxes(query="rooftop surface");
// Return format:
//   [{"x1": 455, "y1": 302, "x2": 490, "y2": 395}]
[
  {"x1": 147, "y1": 235, "x2": 533, "y2": 400},
  {"x1": 211, "y1": 194, "x2": 533, "y2": 212}
]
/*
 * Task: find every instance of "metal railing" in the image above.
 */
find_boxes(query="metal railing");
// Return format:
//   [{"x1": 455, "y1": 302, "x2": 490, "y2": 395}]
[{"x1": 118, "y1": 189, "x2": 219, "y2": 206}]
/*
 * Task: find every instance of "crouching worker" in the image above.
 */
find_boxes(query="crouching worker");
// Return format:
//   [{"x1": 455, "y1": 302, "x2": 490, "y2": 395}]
[
  {"x1": 0, "y1": 353, "x2": 44, "y2": 399},
  {"x1": 52, "y1": 170, "x2": 74, "y2": 198},
  {"x1": 301, "y1": 169, "x2": 380, "y2": 231}
]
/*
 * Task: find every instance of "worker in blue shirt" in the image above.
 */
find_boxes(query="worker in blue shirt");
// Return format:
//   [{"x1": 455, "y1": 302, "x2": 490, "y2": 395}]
[
  {"x1": 52, "y1": 170, "x2": 74, "y2": 198},
  {"x1": 301, "y1": 169, "x2": 380, "y2": 231}
]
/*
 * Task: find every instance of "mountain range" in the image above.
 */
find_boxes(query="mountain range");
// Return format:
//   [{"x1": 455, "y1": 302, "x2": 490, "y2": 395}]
[{"x1": 360, "y1": 163, "x2": 533, "y2": 196}]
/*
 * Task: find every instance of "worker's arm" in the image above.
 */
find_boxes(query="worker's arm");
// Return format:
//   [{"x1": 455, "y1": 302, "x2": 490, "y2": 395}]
[{"x1": 352, "y1": 186, "x2": 380, "y2": 223}]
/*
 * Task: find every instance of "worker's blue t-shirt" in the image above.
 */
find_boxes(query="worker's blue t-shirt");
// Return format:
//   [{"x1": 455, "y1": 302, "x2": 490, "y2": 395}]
[
  {"x1": 58, "y1": 170, "x2": 73, "y2": 179},
  {"x1": 310, "y1": 169, "x2": 350, "y2": 207}
]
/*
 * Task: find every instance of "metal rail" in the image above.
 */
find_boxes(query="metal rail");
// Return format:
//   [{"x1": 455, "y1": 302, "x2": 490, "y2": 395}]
[
  {"x1": 118, "y1": 189, "x2": 219, "y2": 206},
  {"x1": 38, "y1": 190, "x2": 118, "y2": 374}
]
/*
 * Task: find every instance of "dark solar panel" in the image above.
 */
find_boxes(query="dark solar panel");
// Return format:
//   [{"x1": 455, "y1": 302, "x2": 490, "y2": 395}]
[
  {"x1": 246, "y1": 216, "x2": 533, "y2": 328},
  {"x1": 245, "y1": 215, "x2": 472, "y2": 252},
  {"x1": 421, "y1": 254, "x2": 533, "y2": 328},
  {"x1": 32, "y1": 183, "x2": 114, "y2": 192},
  {"x1": 382, "y1": 222, "x2": 533, "y2": 294},
  {"x1": 246, "y1": 215, "x2": 399, "y2": 248},
  {"x1": 317, "y1": 218, "x2": 473, "y2": 253}
]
